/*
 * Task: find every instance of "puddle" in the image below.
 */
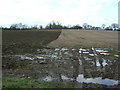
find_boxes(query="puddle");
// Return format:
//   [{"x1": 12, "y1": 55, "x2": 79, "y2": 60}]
[
  {"x1": 42, "y1": 75, "x2": 73, "y2": 81},
  {"x1": 55, "y1": 48, "x2": 60, "y2": 51},
  {"x1": 89, "y1": 54, "x2": 97, "y2": 56},
  {"x1": 79, "y1": 59, "x2": 82, "y2": 65},
  {"x1": 96, "y1": 59, "x2": 101, "y2": 66},
  {"x1": 114, "y1": 55, "x2": 119, "y2": 57},
  {"x1": 35, "y1": 56, "x2": 44, "y2": 59},
  {"x1": 102, "y1": 58, "x2": 108, "y2": 66},
  {"x1": 61, "y1": 48, "x2": 68, "y2": 51},
  {"x1": 43, "y1": 76, "x2": 53, "y2": 81},
  {"x1": 42, "y1": 74, "x2": 118, "y2": 86},
  {"x1": 79, "y1": 48, "x2": 87, "y2": 51},
  {"x1": 82, "y1": 52, "x2": 89, "y2": 54},
  {"x1": 96, "y1": 58, "x2": 108, "y2": 67},
  {"x1": 20, "y1": 55, "x2": 34, "y2": 60},
  {"x1": 79, "y1": 48, "x2": 89, "y2": 54},
  {"x1": 51, "y1": 55, "x2": 58, "y2": 59},
  {"x1": 79, "y1": 50, "x2": 82, "y2": 54},
  {"x1": 61, "y1": 75, "x2": 72, "y2": 80},
  {"x1": 100, "y1": 53, "x2": 110, "y2": 55},
  {"x1": 77, "y1": 74, "x2": 118, "y2": 86},
  {"x1": 96, "y1": 49, "x2": 108, "y2": 53},
  {"x1": 3, "y1": 47, "x2": 119, "y2": 87}
]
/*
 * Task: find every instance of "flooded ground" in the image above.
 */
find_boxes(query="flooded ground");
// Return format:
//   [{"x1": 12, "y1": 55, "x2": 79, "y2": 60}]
[{"x1": 2, "y1": 47, "x2": 120, "y2": 88}]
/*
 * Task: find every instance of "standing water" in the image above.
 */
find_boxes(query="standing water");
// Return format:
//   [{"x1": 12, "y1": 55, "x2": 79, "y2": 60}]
[{"x1": 3, "y1": 47, "x2": 119, "y2": 87}]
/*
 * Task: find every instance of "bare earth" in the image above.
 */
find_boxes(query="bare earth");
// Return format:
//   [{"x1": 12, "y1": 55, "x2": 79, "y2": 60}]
[{"x1": 48, "y1": 29, "x2": 118, "y2": 49}]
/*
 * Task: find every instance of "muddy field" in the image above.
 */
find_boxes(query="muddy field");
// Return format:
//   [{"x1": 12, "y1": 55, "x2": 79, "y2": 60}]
[
  {"x1": 2, "y1": 47, "x2": 120, "y2": 88},
  {"x1": 2, "y1": 29, "x2": 120, "y2": 88}
]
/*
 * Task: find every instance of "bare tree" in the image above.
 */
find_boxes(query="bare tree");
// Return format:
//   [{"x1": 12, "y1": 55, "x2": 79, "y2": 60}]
[
  {"x1": 17, "y1": 23, "x2": 23, "y2": 29},
  {"x1": 39, "y1": 25, "x2": 43, "y2": 29},
  {"x1": 83, "y1": 23, "x2": 88, "y2": 30},
  {"x1": 31, "y1": 25, "x2": 38, "y2": 29},
  {"x1": 88, "y1": 25, "x2": 92, "y2": 30},
  {"x1": 111, "y1": 23, "x2": 118, "y2": 31},
  {"x1": 101, "y1": 24, "x2": 105, "y2": 30},
  {"x1": 22, "y1": 24, "x2": 28, "y2": 29},
  {"x1": 10, "y1": 24, "x2": 18, "y2": 29}
]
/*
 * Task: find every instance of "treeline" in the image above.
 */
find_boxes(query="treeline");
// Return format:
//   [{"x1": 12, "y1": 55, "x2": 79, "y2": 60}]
[
  {"x1": 1, "y1": 21, "x2": 82, "y2": 30},
  {"x1": 1, "y1": 21, "x2": 120, "y2": 31}
]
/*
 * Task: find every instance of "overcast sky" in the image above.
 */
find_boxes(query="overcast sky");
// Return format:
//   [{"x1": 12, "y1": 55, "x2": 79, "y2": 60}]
[{"x1": 0, "y1": 0, "x2": 119, "y2": 27}]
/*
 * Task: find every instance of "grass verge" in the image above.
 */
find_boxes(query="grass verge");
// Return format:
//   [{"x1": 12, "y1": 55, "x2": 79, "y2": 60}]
[{"x1": 2, "y1": 76, "x2": 69, "y2": 88}]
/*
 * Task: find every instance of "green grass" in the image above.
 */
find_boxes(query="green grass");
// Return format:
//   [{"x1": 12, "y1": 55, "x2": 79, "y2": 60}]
[
  {"x1": 2, "y1": 76, "x2": 69, "y2": 88},
  {"x1": 3, "y1": 76, "x2": 53, "y2": 88}
]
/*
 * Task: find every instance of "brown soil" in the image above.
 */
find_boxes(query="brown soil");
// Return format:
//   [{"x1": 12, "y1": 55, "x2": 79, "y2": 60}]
[
  {"x1": 2, "y1": 30, "x2": 62, "y2": 54},
  {"x1": 48, "y1": 30, "x2": 118, "y2": 49}
]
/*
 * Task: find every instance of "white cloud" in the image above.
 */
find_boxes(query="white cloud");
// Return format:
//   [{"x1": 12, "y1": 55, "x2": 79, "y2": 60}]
[{"x1": 0, "y1": 0, "x2": 118, "y2": 27}]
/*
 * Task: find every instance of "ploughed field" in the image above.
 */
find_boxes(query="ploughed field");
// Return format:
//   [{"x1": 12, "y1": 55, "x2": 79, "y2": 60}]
[
  {"x1": 2, "y1": 30, "x2": 120, "y2": 88},
  {"x1": 2, "y1": 30, "x2": 62, "y2": 54}
]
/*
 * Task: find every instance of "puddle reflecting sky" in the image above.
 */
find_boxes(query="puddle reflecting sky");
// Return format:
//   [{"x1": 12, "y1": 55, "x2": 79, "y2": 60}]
[
  {"x1": 76, "y1": 74, "x2": 118, "y2": 86},
  {"x1": 3, "y1": 48, "x2": 119, "y2": 86}
]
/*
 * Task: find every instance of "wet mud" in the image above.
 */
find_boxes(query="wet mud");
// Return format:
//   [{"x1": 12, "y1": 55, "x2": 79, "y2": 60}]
[{"x1": 2, "y1": 47, "x2": 120, "y2": 88}]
